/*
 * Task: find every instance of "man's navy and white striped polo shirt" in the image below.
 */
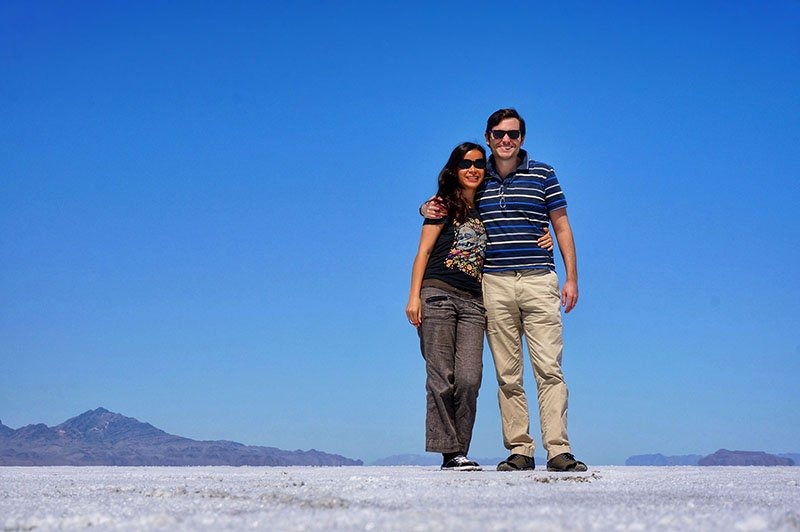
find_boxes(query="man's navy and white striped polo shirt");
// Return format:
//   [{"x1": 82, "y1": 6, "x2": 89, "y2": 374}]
[{"x1": 477, "y1": 150, "x2": 567, "y2": 273}]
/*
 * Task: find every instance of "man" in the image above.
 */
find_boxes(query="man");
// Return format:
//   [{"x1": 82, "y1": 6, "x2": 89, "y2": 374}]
[{"x1": 422, "y1": 108, "x2": 586, "y2": 472}]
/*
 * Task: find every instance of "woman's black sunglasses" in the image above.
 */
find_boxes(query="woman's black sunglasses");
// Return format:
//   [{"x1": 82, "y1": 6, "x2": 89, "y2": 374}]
[{"x1": 457, "y1": 159, "x2": 486, "y2": 170}]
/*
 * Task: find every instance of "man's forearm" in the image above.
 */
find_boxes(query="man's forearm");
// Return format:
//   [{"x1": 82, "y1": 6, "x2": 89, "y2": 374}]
[
  {"x1": 558, "y1": 232, "x2": 578, "y2": 283},
  {"x1": 551, "y1": 210, "x2": 578, "y2": 283}
]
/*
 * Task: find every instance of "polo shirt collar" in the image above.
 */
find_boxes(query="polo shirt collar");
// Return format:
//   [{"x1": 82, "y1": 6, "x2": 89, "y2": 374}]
[{"x1": 487, "y1": 149, "x2": 531, "y2": 181}]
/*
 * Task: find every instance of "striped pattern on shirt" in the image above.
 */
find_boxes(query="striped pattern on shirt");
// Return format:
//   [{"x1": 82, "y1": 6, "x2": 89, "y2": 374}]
[{"x1": 477, "y1": 153, "x2": 567, "y2": 272}]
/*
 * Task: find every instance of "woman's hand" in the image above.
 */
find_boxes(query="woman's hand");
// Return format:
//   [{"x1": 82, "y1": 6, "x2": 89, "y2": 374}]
[
  {"x1": 538, "y1": 226, "x2": 554, "y2": 251},
  {"x1": 406, "y1": 296, "x2": 422, "y2": 328}
]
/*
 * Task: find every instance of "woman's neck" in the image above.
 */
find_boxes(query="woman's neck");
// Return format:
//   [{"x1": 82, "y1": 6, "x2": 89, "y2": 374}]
[{"x1": 462, "y1": 190, "x2": 476, "y2": 208}]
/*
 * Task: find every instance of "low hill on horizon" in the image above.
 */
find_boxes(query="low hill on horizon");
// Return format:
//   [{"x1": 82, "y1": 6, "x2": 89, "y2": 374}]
[
  {"x1": 0, "y1": 408, "x2": 362, "y2": 466},
  {"x1": 698, "y1": 449, "x2": 794, "y2": 466}
]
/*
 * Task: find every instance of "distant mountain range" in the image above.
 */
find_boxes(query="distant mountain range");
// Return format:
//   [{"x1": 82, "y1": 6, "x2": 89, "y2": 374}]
[
  {"x1": 371, "y1": 454, "x2": 443, "y2": 466},
  {"x1": 625, "y1": 453, "x2": 704, "y2": 466},
  {"x1": 375, "y1": 450, "x2": 799, "y2": 467},
  {"x1": 627, "y1": 450, "x2": 797, "y2": 466},
  {"x1": 0, "y1": 408, "x2": 362, "y2": 466}
]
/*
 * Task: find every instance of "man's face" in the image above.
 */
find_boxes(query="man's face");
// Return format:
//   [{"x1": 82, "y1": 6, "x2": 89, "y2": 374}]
[{"x1": 485, "y1": 117, "x2": 524, "y2": 162}]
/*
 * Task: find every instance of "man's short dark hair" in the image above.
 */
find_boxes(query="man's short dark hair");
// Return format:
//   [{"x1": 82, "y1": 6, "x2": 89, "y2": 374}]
[{"x1": 486, "y1": 108, "x2": 526, "y2": 137}]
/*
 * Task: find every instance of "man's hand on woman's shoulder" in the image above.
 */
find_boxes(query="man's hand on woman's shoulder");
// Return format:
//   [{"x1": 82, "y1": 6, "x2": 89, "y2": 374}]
[{"x1": 420, "y1": 196, "x2": 448, "y2": 219}]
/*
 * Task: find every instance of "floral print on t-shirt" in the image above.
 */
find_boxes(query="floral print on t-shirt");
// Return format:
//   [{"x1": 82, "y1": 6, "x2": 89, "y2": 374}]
[{"x1": 444, "y1": 216, "x2": 487, "y2": 281}]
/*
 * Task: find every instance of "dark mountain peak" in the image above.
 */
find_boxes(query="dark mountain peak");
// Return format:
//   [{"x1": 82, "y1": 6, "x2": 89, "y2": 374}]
[
  {"x1": 60, "y1": 407, "x2": 119, "y2": 429},
  {"x1": 56, "y1": 407, "x2": 172, "y2": 444}
]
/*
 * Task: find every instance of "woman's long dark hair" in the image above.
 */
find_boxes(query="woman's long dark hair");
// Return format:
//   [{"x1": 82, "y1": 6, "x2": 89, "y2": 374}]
[{"x1": 436, "y1": 142, "x2": 486, "y2": 224}]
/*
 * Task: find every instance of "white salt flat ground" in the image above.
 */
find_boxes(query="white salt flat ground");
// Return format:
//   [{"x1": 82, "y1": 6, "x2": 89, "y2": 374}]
[{"x1": 1, "y1": 466, "x2": 799, "y2": 531}]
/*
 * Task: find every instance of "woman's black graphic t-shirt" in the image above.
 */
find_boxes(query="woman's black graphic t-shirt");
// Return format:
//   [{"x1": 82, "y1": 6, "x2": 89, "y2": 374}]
[{"x1": 422, "y1": 209, "x2": 487, "y2": 296}]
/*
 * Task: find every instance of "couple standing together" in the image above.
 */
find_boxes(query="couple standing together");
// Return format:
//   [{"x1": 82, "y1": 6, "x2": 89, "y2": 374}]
[{"x1": 406, "y1": 108, "x2": 587, "y2": 472}]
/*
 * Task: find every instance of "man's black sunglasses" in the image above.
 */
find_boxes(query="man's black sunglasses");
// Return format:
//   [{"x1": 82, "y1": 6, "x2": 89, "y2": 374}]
[
  {"x1": 457, "y1": 158, "x2": 486, "y2": 169},
  {"x1": 490, "y1": 129, "x2": 522, "y2": 140}
]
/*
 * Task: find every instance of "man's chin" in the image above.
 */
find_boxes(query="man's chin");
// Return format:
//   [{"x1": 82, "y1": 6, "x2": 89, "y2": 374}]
[{"x1": 495, "y1": 150, "x2": 518, "y2": 160}]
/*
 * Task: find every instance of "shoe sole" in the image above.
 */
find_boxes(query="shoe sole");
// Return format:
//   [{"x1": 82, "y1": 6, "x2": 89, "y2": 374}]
[
  {"x1": 497, "y1": 458, "x2": 534, "y2": 471},
  {"x1": 441, "y1": 466, "x2": 482, "y2": 471},
  {"x1": 497, "y1": 465, "x2": 534, "y2": 471}
]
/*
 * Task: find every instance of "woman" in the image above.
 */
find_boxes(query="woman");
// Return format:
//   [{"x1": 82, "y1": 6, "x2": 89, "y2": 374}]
[{"x1": 406, "y1": 142, "x2": 489, "y2": 471}]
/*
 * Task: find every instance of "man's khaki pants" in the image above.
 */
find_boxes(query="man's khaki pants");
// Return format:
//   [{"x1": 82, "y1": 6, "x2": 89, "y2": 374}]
[{"x1": 483, "y1": 269, "x2": 571, "y2": 460}]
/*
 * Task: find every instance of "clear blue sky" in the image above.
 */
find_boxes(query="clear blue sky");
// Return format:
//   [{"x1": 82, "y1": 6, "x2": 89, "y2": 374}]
[{"x1": 2, "y1": 1, "x2": 798, "y2": 465}]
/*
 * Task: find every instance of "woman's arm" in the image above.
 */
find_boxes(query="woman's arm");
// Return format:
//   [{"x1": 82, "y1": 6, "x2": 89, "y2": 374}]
[{"x1": 406, "y1": 223, "x2": 444, "y2": 327}]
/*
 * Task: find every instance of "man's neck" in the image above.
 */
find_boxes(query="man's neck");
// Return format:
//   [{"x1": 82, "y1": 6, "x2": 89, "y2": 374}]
[{"x1": 494, "y1": 156, "x2": 520, "y2": 179}]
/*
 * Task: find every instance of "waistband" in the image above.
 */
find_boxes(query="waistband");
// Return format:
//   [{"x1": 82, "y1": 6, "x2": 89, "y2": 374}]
[
  {"x1": 484, "y1": 268, "x2": 554, "y2": 278},
  {"x1": 421, "y1": 278, "x2": 482, "y2": 299}
]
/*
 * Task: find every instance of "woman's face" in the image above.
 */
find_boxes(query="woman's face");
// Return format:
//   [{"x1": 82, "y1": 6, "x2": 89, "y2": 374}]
[{"x1": 457, "y1": 149, "x2": 486, "y2": 192}]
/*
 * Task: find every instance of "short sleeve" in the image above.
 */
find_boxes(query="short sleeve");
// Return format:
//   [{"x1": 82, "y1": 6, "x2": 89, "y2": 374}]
[{"x1": 544, "y1": 167, "x2": 567, "y2": 214}]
